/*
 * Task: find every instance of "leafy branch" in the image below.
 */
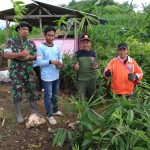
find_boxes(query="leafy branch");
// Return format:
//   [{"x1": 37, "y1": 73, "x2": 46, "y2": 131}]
[{"x1": 10, "y1": 0, "x2": 27, "y2": 23}]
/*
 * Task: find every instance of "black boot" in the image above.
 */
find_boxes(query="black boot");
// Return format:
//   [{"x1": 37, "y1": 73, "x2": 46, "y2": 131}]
[
  {"x1": 14, "y1": 102, "x2": 24, "y2": 123},
  {"x1": 29, "y1": 101, "x2": 39, "y2": 115}
]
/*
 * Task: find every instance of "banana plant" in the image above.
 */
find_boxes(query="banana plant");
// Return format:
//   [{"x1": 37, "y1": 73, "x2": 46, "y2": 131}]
[
  {"x1": 9, "y1": 0, "x2": 28, "y2": 49},
  {"x1": 54, "y1": 12, "x2": 99, "y2": 37},
  {"x1": 10, "y1": 0, "x2": 27, "y2": 23}
]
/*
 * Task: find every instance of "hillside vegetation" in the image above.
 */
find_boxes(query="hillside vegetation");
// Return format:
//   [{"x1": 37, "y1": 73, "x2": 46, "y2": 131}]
[{"x1": 0, "y1": 0, "x2": 150, "y2": 149}]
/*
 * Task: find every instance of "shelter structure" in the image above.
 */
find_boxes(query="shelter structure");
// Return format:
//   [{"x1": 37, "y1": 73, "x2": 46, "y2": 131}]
[{"x1": 0, "y1": 0, "x2": 107, "y2": 53}]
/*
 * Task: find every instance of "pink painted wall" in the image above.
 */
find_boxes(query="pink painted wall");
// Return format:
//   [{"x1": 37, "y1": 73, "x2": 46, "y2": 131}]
[{"x1": 32, "y1": 38, "x2": 78, "y2": 55}]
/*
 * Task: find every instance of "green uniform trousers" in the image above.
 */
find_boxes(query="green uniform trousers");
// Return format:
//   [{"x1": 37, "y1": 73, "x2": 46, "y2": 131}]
[{"x1": 77, "y1": 78, "x2": 96, "y2": 100}]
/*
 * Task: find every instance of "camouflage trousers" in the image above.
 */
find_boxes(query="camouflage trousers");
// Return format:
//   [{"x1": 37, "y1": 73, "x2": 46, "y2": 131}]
[{"x1": 11, "y1": 78, "x2": 38, "y2": 104}]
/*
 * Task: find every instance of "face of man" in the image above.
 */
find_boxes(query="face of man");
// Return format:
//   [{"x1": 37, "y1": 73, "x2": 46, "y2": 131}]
[
  {"x1": 45, "y1": 31, "x2": 55, "y2": 44},
  {"x1": 118, "y1": 47, "x2": 128, "y2": 59},
  {"x1": 18, "y1": 27, "x2": 29, "y2": 39},
  {"x1": 81, "y1": 40, "x2": 91, "y2": 50}
]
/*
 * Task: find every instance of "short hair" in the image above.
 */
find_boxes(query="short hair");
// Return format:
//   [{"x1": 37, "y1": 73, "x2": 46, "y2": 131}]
[{"x1": 43, "y1": 26, "x2": 56, "y2": 35}]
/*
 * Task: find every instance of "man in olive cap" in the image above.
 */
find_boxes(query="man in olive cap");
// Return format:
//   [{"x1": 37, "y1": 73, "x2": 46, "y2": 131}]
[
  {"x1": 2, "y1": 21, "x2": 39, "y2": 123},
  {"x1": 104, "y1": 42, "x2": 143, "y2": 98},
  {"x1": 72, "y1": 33, "x2": 99, "y2": 100}
]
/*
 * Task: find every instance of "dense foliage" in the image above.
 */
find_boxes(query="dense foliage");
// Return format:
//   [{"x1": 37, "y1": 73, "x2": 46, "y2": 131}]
[
  {"x1": 53, "y1": 0, "x2": 150, "y2": 149},
  {"x1": 0, "y1": 0, "x2": 150, "y2": 149},
  {"x1": 60, "y1": 0, "x2": 150, "y2": 86}
]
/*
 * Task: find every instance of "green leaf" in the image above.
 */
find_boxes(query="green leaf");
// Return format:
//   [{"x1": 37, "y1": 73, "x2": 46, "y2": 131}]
[
  {"x1": 52, "y1": 128, "x2": 67, "y2": 146},
  {"x1": 92, "y1": 128, "x2": 101, "y2": 135},
  {"x1": 101, "y1": 130, "x2": 112, "y2": 138},
  {"x1": 84, "y1": 131, "x2": 92, "y2": 138},
  {"x1": 82, "y1": 138, "x2": 93, "y2": 147},
  {"x1": 58, "y1": 129, "x2": 67, "y2": 146},
  {"x1": 92, "y1": 136, "x2": 100, "y2": 140},
  {"x1": 87, "y1": 109, "x2": 101, "y2": 126},
  {"x1": 67, "y1": 130, "x2": 73, "y2": 141},
  {"x1": 11, "y1": 0, "x2": 27, "y2": 23},
  {"x1": 132, "y1": 147, "x2": 147, "y2": 150},
  {"x1": 126, "y1": 109, "x2": 134, "y2": 125},
  {"x1": 81, "y1": 121, "x2": 93, "y2": 131},
  {"x1": 53, "y1": 128, "x2": 61, "y2": 146},
  {"x1": 129, "y1": 133, "x2": 139, "y2": 147}
]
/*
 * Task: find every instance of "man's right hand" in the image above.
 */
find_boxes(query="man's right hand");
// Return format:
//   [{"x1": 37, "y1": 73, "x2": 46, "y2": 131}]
[
  {"x1": 20, "y1": 49, "x2": 29, "y2": 58},
  {"x1": 128, "y1": 73, "x2": 138, "y2": 82},
  {"x1": 1, "y1": 49, "x2": 29, "y2": 60},
  {"x1": 105, "y1": 69, "x2": 111, "y2": 78},
  {"x1": 73, "y1": 62, "x2": 79, "y2": 71}
]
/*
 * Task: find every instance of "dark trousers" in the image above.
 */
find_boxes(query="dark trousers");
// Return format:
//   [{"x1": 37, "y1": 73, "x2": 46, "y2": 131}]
[{"x1": 33, "y1": 66, "x2": 42, "y2": 91}]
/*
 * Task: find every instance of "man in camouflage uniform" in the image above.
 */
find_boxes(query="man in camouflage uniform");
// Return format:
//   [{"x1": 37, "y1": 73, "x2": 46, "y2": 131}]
[{"x1": 2, "y1": 22, "x2": 39, "y2": 123}]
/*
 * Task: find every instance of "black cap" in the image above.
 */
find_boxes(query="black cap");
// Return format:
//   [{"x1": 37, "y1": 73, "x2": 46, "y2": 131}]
[
  {"x1": 15, "y1": 22, "x2": 32, "y2": 33},
  {"x1": 118, "y1": 43, "x2": 128, "y2": 50},
  {"x1": 80, "y1": 33, "x2": 90, "y2": 41}
]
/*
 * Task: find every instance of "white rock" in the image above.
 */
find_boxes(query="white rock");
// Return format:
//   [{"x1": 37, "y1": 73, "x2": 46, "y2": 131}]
[
  {"x1": 26, "y1": 114, "x2": 46, "y2": 128},
  {"x1": 0, "y1": 70, "x2": 10, "y2": 82}
]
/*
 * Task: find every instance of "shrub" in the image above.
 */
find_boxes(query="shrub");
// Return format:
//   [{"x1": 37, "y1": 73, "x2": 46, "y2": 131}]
[{"x1": 53, "y1": 86, "x2": 150, "y2": 149}]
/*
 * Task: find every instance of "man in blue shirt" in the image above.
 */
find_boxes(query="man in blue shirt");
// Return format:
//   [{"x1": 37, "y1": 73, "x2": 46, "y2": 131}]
[{"x1": 36, "y1": 26, "x2": 63, "y2": 125}]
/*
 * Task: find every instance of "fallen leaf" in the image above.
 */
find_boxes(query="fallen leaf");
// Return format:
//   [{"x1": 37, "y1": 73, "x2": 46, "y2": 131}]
[
  {"x1": 1, "y1": 116, "x2": 6, "y2": 126},
  {"x1": 30, "y1": 143, "x2": 41, "y2": 148}
]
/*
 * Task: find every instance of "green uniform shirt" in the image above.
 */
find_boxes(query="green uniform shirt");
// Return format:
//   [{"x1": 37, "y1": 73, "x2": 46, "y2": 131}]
[{"x1": 72, "y1": 50, "x2": 97, "y2": 81}]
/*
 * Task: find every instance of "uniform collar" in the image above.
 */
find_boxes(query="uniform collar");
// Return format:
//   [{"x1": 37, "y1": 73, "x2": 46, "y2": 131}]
[
  {"x1": 127, "y1": 56, "x2": 132, "y2": 62},
  {"x1": 15, "y1": 35, "x2": 28, "y2": 42},
  {"x1": 118, "y1": 55, "x2": 132, "y2": 63}
]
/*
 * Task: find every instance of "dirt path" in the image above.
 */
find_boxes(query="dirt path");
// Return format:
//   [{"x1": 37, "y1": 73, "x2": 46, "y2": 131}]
[{"x1": 0, "y1": 83, "x2": 73, "y2": 150}]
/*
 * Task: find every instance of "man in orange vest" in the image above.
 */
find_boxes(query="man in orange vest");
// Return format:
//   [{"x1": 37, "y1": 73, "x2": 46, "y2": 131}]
[{"x1": 104, "y1": 43, "x2": 143, "y2": 97}]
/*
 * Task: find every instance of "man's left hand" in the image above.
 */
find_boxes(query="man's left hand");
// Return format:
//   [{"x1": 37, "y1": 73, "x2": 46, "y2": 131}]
[
  {"x1": 128, "y1": 73, "x2": 138, "y2": 82},
  {"x1": 91, "y1": 61, "x2": 99, "y2": 69},
  {"x1": 21, "y1": 54, "x2": 30, "y2": 61},
  {"x1": 56, "y1": 63, "x2": 64, "y2": 69}
]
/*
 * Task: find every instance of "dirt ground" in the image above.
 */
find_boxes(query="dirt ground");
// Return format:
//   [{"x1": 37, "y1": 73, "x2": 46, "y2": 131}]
[{"x1": 0, "y1": 83, "x2": 74, "y2": 150}]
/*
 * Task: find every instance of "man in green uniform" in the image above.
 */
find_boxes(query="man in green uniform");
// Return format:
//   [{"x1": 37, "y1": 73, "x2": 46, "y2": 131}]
[
  {"x1": 2, "y1": 22, "x2": 39, "y2": 123},
  {"x1": 72, "y1": 34, "x2": 99, "y2": 100}
]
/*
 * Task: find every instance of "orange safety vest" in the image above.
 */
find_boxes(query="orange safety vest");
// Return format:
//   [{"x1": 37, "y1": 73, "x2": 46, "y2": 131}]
[{"x1": 104, "y1": 56, "x2": 143, "y2": 95}]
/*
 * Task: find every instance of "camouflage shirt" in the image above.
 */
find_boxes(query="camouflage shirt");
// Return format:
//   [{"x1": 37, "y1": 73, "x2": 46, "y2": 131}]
[{"x1": 4, "y1": 36, "x2": 37, "y2": 80}]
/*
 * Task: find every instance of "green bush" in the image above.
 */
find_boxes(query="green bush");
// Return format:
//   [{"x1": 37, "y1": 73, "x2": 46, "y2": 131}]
[
  {"x1": 60, "y1": 54, "x2": 76, "y2": 91},
  {"x1": 53, "y1": 85, "x2": 150, "y2": 149},
  {"x1": 127, "y1": 37, "x2": 150, "y2": 83}
]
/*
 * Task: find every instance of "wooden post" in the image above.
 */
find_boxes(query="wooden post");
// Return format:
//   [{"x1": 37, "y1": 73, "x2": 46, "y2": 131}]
[
  {"x1": 5, "y1": 19, "x2": 9, "y2": 43},
  {"x1": 39, "y1": 9, "x2": 43, "y2": 35},
  {"x1": 74, "y1": 21, "x2": 78, "y2": 52},
  {"x1": 5, "y1": 19, "x2": 11, "y2": 69}
]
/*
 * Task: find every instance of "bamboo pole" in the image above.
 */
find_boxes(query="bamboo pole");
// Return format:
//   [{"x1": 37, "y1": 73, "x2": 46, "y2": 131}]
[{"x1": 5, "y1": 19, "x2": 11, "y2": 69}]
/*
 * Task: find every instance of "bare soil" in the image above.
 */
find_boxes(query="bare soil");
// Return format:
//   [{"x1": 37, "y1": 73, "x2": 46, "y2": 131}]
[{"x1": 0, "y1": 83, "x2": 74, "y2": 150}]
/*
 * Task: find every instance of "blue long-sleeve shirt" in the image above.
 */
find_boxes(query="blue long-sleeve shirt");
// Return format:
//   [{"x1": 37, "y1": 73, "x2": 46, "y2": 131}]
[{"x1": 36, "y1": 43, "x2": 62, "y2": 81}]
